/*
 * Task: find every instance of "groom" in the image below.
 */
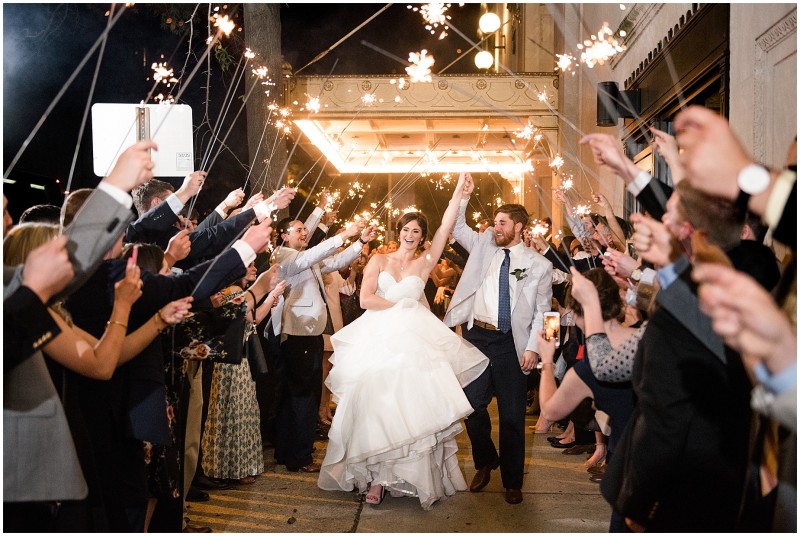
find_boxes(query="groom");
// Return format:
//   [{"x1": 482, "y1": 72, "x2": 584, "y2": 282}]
[{"x1": 444, "y1": 175, "x2": 552, "y2": 504}]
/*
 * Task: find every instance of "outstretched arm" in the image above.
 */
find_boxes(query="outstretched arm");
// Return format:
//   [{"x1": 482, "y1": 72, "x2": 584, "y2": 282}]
[{"x1": 421, "y1": 172, "x2": 470, "y2": 276}]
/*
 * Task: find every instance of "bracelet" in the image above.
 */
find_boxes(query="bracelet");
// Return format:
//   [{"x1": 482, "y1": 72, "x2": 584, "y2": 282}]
[
  {"x1": 153, "y1": 309, "x2": 168, "y2": 332},
  {"x1": 106, "y1": 320, "x2": 128, "y2": 330},
  {"x1": 358, "y1": 237, "x2": 368, "y2": 244}
]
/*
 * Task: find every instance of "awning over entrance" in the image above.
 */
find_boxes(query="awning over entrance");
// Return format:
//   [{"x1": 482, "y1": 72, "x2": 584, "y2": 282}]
[{"x1": 287, "y1": 73, "x2": 560, "y2": 175}]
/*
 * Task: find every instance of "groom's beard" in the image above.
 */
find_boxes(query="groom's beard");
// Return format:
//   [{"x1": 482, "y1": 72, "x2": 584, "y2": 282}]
[{"x1": 494, "y1": 228, "x2": 515, "y2": 247}]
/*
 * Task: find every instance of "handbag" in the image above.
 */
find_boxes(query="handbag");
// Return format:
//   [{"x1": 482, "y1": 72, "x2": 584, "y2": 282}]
[{"x1": 246, "y1": 334, "x2": 269, "y2": 380}]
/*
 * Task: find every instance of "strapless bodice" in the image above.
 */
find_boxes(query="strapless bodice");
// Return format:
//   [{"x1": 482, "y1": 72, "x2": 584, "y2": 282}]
[{"x1": 377, "y1": 272, "x2": 425, "y2": 302}]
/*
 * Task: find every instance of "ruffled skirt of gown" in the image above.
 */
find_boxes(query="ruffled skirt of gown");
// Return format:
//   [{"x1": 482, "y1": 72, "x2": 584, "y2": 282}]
[{"x1": 318, "y1": 300, "x2": 489, "y2": 510}]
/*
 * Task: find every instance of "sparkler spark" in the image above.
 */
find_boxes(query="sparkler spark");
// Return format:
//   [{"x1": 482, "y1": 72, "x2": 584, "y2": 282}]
[
  {"x1": 306, "y1": 96, "x2": 321, "y2": 113},
  {"x1": 244, "y1": 48, "x2": 256, "y2": 59},
  {"x1": 529, "y1": 219, "x2": 550, "y2": 237},
  {"x1": 361, "y1": 93, "x2": 377, "y2": 106},
  {"x1": 549, "y1": 155, "x2": 565, "y2": 169},
  {"x1": 559, "y1": 176, "x2": 574, "y2": 191},
  {"x1": 252, "y1": 66, "x2": 268, "y2": 79},
  {"x1": 575, "y1": 204, "x2": 591, "y2": 216},
  {"x1": 406, "y1": 50, "x2": 435, "y2": 83},
  {"x1": 555, "y1": 53, "x2": 576, "y2": 76},
  {"x1": 407, "y1": 3, "x2": 453, "y2": 39},
  {"x1": 213, "y1": 14, "x2": 235, "y2": 36},
  {"x1": 151, "y1": 62, "x2": 177, "y2": 85},
  {"x1": 576, "y1": 22, "x2": 626, "y2": 68}
]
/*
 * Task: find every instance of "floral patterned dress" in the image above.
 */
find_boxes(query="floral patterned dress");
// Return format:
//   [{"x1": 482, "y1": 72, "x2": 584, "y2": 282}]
[{"x1": 199, "y1": 292, "x2": 264, "y2": 480}]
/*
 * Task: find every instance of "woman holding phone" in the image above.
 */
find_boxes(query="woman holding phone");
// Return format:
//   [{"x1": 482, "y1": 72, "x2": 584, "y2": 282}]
[{"x1": 536, "y1": 267, "x2": 645, "y2": 532}]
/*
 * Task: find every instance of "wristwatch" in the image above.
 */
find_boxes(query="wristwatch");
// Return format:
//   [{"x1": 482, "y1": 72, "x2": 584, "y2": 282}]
[
  {"x1": 735, "y1": 164, "x2": 771, "y2": 220},
  {"x1": 630, "y1": 267, "x2": 643, "y2": 282}
]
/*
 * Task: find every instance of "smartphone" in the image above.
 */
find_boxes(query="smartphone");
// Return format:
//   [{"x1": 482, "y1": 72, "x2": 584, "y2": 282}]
[{"x1": 544, "y1": 311, "x2": 560, "y2": 347}]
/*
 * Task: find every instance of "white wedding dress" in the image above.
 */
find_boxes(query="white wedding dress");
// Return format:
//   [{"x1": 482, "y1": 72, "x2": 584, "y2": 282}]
[{"x1": 318, "y1": 272, "x2": 489, "y2": 510}]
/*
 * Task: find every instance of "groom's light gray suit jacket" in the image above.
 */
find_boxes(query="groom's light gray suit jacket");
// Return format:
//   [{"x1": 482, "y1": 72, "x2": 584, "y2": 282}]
[{"x1": 444, "y1": 201, "x2": 552, "y2": 363}]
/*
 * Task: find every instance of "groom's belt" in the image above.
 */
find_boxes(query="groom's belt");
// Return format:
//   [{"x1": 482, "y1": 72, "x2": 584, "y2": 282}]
[{"x1": 473, "y1": 320, "x2": 498, "y2": 331}]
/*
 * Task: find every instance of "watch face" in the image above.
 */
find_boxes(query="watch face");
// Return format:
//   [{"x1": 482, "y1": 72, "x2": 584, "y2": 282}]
[{"x1": 738, "y1": 165, "x2": 771, "y2": 195}]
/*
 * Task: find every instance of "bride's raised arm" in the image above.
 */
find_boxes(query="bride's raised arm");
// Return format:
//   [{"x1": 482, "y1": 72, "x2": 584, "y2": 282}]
[
  {"x1": 419, "y1": 172, "x2": 471, "y2": 277},
  {"x1": 359, "y1": 254, "x2": 398, "y2": 311}
]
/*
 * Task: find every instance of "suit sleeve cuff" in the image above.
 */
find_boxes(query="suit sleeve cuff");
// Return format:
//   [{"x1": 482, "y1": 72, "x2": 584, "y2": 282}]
[
  {"x1": 626, "y1": 170, "x2": 653, "y2": 196},
  {"x1": 763, "y1": 170, "x2": 796, "y2": 230},
  {"x1": 96, "y1": 181, "x2": 133, "y2": 209},
  {"x1": 232, "y1": 241, "x2": 257, "y2": 266},
  {"x1": 166, "y1": 193, "x2": 184, "y2": 214}
]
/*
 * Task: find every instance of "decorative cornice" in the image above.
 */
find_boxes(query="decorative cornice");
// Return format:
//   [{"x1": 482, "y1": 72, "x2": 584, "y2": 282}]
[
  {"x1": 621, "y1": 4, "x2": 700, "y2": 90},
  {"x1": 756, "y1": 9, "x2": 797, "y2": 51}
]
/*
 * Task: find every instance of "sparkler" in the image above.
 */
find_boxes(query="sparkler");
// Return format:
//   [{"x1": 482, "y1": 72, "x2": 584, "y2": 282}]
[
  {"x1": 576, "y1": 22, "x2": 626, "y2": 68},
  {"x1": 361, "y1": 93, "x2": 377, "y2": 106},
  {"x1": 559, "y1": 175, "x2": 574, "y2": 191},
  {"x1": 408, "y1": 3, "x2": 454, "y2": 40},
  {"x1": 406, "y1": 50, "x2": 435, "y2": 83},
  {"x1": 306, "y1": 96, "x2": 321, "y2": 113},
  {"x1": 549, "y1": 155, "x2": 564, "y2": 169},
  {"x1": 529, "y1": 219, "x2": 550, "y2": 237},
  {"x1": 574, "y1": 204, "x2": 591, "y2": 217},
  {"x1": 213, "y1": 14, "x2": 235, "y2": 36},
  {"x1": 555, "y1": 53, "x2": 576, "y2": 76}
]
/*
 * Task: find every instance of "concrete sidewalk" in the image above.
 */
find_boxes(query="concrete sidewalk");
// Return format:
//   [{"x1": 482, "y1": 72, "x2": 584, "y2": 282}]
[{"x1": 189, "y1": 407, "x2": 611, "y2": 532}]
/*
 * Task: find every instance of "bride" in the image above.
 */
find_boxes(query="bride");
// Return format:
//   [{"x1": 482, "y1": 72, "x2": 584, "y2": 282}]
[{"x1": 318, "y1": 172, "x2": 489, "y2": 510}]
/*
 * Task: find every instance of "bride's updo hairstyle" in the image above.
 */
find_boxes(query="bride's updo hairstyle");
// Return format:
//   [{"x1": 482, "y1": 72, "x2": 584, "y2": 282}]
[{"x1": 396, "y1": 212, "x2": 428, "y2": 249}]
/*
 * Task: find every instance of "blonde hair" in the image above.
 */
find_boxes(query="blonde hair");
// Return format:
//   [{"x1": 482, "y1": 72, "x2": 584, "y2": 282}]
[
  {"x1": 3, "y1": 222, "x2": 71, "y2": 323},
  {"x1": 3, "y1": 222, "x2": 60, "y2": 265}
]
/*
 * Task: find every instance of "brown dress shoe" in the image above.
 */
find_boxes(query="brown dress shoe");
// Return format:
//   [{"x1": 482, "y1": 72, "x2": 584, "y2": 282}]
[
  {"x1": 288, "y1": 462, "x2": 321, "y2": 473},
  {"x1": 469, "y1": 458, "x2": 500, "y2": 492},
  {"x1": 504, "y1": 488, "x2": 523, "y2": 504}
]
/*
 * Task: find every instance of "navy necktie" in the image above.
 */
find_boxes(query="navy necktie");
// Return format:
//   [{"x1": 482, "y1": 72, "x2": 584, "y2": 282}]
[{"x1": 498, "y1": 248, "x2": 511, "y2": 333}]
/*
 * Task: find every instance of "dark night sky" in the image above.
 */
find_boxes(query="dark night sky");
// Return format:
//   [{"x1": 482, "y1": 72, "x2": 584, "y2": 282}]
[{"x1": 3, "y1": 3, "x2": 484, "y2": 219}]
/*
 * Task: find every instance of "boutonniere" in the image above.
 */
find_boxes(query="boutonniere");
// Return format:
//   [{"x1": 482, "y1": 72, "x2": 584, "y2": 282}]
[{"x1": 511, "y1": 268, "x2": 528, "y2": 281}]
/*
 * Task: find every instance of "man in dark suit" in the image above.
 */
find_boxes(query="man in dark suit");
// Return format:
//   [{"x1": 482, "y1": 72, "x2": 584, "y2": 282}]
[
  {"x1": 125, "y1": 174, "x2": 290, "y2": 269},
  {"x1": 602, "y1": 180, "x2": 780, "y2": 532},
  {"x1": 444, "y1": 176, "x2": 553, "y2": 505}
]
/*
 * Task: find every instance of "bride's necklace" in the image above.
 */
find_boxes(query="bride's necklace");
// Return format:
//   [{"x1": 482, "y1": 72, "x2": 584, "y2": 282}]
[{"x1": 397, "y1": 254, "x2": 415, "y2": 272}]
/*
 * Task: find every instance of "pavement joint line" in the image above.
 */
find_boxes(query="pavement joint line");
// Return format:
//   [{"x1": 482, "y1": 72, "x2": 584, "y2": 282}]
[{"x1": 348, "y1": 493, "x2": 366, "y2": 533}]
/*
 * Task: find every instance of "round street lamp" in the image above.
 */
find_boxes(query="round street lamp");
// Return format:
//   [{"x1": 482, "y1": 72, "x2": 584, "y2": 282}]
[
  {"x1": 479, "y1": 12, "x2": 501, "y2": 34},
  {"x1": 474, "y1": 50, "x2": 494, "y2": 70}
]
